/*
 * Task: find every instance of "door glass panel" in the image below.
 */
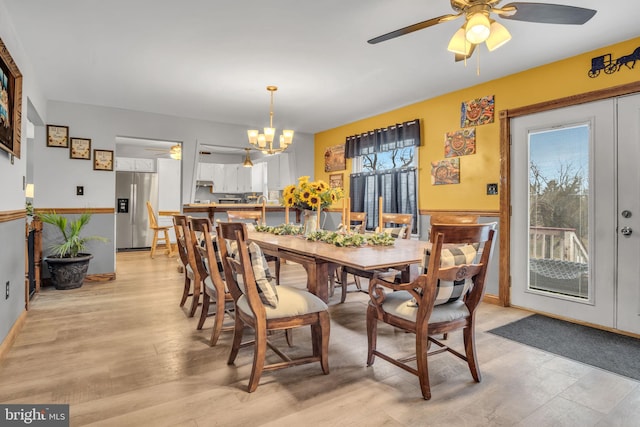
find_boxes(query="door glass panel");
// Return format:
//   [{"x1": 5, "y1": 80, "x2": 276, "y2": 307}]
[{"x1": 528, "y1": 125, "x2": 590, "y2": 299}]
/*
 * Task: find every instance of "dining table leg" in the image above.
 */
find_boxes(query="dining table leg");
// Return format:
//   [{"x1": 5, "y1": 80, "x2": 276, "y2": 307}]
[{"x1": 277, "y1": 250, "x2": 330, "y2": 303}]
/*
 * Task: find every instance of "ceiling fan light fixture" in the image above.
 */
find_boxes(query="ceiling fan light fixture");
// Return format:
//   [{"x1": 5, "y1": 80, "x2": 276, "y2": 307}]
[
  {"x1": 465, "y1": 12, "x2": 491, "y2": 44},
  {"x1": 447, "y1": 27, "x2": 472, "y2": 55},
  {"x1": 169, "y1": 144, "x2": 181, "y2": 160},
  {"x1": 485, "y1": 21, "x2": 512, "y2": 51}
]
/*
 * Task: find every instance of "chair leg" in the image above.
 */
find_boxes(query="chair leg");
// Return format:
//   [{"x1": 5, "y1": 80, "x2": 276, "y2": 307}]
[
  {"x1": 416, "y1": 325, "x2": 432, "y2": 400},
  {"x1": 197, "y1": 292, "x2": 210, "y2": 330},
  {"x1": 275, "y1": 258, "x2": 281, "y2": 286},
  {"x1": 285, "y1": 329, "x2": 294, "y2": 347},
  {"x1": 150, "y1": 230, "x2": 159, "y2": 258},
  {"x1": 227, "y1": 314, "x2": 244, "y2": 365},
  {"x1": 163, "y1": 230, "x2": 173, "y2": 256},
  {"x1": 340, "y1": 268, "x2": 349, "y2": 303},
  {"x1": 317, "y1": 312, "x2": 330, "y2": 374},
  {"x1": 179, "y1": 274, "x2": 191, "y2": 307},
  {"x1": 463, "y1": 319, "x2": 481, "y2": 382},
  {"x1": 248, "y1": 327, "x2": 268, "y2": 393},
  {"x1": 354, "y1": 275, "x2": 362, "y2": 291},
  {"x1": 209, "y1": 297, "x2": 226, "y2": 347},
  {"x1": 366, "y1": 305, "x2": 378, "y2": 366},
  {"x1": 188, "y1": 280, "x2": 200, "y2": 317}
]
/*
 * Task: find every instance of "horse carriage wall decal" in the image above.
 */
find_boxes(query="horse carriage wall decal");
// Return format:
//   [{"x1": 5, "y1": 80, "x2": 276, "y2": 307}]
[{"x1": 588, "y1": 46, "x2": 640, "y2": 78}]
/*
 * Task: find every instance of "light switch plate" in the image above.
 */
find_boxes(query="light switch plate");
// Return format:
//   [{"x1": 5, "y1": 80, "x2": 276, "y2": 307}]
[
  {"x1": 487, "y1": 183, "x2": 498, "y2": 195},
  {"x1": 77, "y1": 186, "x2": 84, "y2": 196}
]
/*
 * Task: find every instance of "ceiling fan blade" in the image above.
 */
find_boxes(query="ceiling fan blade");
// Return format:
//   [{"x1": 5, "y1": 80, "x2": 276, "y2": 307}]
[
  {"x1": 500, "y1": 3, "x2": 596, "y2": 25},
  {"x1": 455, "y1": 44, "x2": 477, "y2": 62},
  {"x1": 367, "y1": 13, "x2": 461, "y2": 44}
]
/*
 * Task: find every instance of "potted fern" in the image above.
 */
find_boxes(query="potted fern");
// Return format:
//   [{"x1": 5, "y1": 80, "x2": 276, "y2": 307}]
[{"x1": 40, "y1": 212, "x2": 107, "y2": 290}]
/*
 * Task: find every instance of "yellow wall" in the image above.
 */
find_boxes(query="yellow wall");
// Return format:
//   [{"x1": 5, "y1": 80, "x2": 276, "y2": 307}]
[{"x1": 315, "y1": 37, "x2": 640, "y2": 212}]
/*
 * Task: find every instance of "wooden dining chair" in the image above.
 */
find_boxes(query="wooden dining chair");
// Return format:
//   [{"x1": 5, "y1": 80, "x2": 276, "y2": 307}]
[
  {"x1": 346, "y1": 211, "x2": 367, "y2": 233},
  {"x1": 190, "y1": 217, "x2": 234, "y2": 346},
  {"x1": 429, "y1": 214, "x2": 478, "y2": 241},
  {"x1": 366, "y1": 223, "x2": 496, "y2": 400},
  {"x1": 338, "y1": 213, "x2": 413, "y2": 303},
  {"x1": 226, "y1": 210, "x2": 264, "y2": 225},
  {"x1": 330, "y1": 212, "x2": 367, "y2": 298},
  {"x1": 226, "y1": 210, "x2": 280, "y2": 285},
  {"x1": 173, "y1": 214, "x2": 201, "y2": 317},
  {"x1": 146, "y1": 201, "x2": 174, "y2": 258},
  {"x1": 218, "y1": 222, "x2": 330, "y2": 393}
]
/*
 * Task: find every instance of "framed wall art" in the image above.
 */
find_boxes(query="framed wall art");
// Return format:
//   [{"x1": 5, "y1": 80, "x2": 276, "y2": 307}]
[
  {"x1": 93, "y1": 149, "x2": 114, "y2": 171},
  {"x1": 324, "y1": 144, "x2": 346, "y2": 172},
  {"x1": 329, "y1": 173, "x2": 344, "y2": 189},
  {"x1": 0, "y1": 36, "x2": 23, "y2": 158},
  {"x1": 70, "y1": 137, "x2": 91, "y2": 160},
  {"x1": 47, "y1": 124, "x2": 69, "y2": 148}
]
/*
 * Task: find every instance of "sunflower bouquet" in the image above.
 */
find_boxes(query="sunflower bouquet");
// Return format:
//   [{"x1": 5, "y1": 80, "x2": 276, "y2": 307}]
[{"x1": 282, "y1": 176, "x2": 343, "y2": 211}]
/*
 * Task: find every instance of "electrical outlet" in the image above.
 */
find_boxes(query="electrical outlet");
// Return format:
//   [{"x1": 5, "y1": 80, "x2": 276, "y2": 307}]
[
  {"x1": 487, "y1": 183, "x2": 498, "y2": 195},
  {"x1": 5, "y1": 281, "x2": 9, "y2": 300}
]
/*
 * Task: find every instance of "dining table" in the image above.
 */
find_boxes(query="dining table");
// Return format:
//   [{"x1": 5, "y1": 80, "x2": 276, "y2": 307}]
[{"x1": 247, "y1": 231, "x2": 429, "y2": 302}]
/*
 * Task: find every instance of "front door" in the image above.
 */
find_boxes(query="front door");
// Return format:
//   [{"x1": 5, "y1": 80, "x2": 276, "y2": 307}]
[
  {"x1": 510, "y1": 95, "x2": 640, "y2": 334},
  {"x1": 616, "y1": 94, "x2": 640, "y2": 334}
]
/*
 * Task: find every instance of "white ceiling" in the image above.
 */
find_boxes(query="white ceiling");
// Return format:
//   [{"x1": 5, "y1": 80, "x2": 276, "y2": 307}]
[{"x1": 5, "y1": 1, "x2": 639, "y2": 134}]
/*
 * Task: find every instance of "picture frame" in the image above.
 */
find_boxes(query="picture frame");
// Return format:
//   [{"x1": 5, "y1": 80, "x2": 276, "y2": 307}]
[
  {"x1": 70, "y1": 137, "x2": 91, "y2": 160},
  {"x1": 47, "y1": 124, "x2": 69, "y2": 148},
  {"x1": 93, "y1": 149, "x2": 114, "y2": 171},
  {"x1": 329, "y1": 173, "x2": 343, "y2": 189},
  {"x1": 324, "y1": 144, "x2": 346, "y2": 172},
  {"x1": 0, "y1": 36, "x2": 23, "y2": 158}
]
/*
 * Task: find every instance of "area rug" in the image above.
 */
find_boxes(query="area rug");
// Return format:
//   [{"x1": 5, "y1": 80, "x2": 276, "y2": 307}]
[{"x1": 488, "y1": 314, "x2": 640, "y2": 381}]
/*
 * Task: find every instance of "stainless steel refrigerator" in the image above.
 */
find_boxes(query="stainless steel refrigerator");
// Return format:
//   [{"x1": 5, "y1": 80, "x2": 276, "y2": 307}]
[{"x1": 116, "y1": 171, "x2": 159, "y2": 250}]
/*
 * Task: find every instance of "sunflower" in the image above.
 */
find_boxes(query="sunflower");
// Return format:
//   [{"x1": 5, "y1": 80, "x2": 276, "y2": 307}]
[{"x1": 280, "y1": 176, "x2": 343, "y2": 211}]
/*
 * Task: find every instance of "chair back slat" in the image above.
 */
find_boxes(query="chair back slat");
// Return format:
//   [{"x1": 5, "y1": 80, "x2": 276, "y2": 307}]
[
  {"x1": 217, "y1": 222, "x2": 255, "y2": 304},
  {"x1": 429, "y1": 214, "x2": 479, "y2": 242},
  {"x1": 190, "y1": 217, "x2": 226, "y2": 300},
  {"x1": 173, "y1": 215, "x2": 190, "y2": 267},
  {"x1": 146, "y1": 201, "x2": 159, "y2": 229}
]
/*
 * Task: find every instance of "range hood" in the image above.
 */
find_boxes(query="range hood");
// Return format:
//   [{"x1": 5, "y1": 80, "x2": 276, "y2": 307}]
[{"x1": 196, "y1": 180, "x2": 214, "y2": 187}]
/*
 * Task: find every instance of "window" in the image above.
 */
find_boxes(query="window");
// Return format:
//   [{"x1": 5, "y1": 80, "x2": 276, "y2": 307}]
[{"x1": 346, "y1": 120, "x2": 420, "y2": 234}]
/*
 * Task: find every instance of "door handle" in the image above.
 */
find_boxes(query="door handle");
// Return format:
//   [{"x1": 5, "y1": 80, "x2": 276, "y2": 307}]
[
  {"x1": 621, "y1": 227, "x2": 632, "y2": 236},
  {"x1": 130, "y1": 184, "x2": 135, "y2": 225}
]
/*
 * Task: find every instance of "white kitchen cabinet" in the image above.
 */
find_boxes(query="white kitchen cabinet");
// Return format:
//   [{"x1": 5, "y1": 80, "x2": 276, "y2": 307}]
[
  {"x1": 115, "y1": 157, "x2": 156, "y2": 172},
  {"x1": 265, "y1": 153, "x2": 291, "y2": 190},
  {"x1": 237, "y1": 165, "x2": 252, "y2": 192},
  {"x1": 251, "y1": 162, "x2": 266, "y2": 193},
  {"x1": 197, "y1": 163, "x2": 216, "y2": 181},
  {"x1": 222, "y1": 164, "x2": 238, "y2": 192}
]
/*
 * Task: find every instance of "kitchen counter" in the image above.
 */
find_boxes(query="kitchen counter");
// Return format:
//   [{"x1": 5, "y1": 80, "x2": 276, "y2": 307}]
[{"x1": 183, "y1": 203, "x2": 302, "y2": 223}]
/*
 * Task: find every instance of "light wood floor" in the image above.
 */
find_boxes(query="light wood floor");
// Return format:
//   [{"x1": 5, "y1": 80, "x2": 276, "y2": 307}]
[{"x1": 1, "y1": 252, "x2": 639, "y2": 426}]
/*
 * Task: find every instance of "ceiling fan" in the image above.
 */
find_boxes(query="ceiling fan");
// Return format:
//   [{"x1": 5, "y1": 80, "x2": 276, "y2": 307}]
[
  {"x1": 145, "y1": 144, "x2": 182, "y2": 160},
  {"x1": 368, "y1": 1, "x2": 597, "y2": 61}
]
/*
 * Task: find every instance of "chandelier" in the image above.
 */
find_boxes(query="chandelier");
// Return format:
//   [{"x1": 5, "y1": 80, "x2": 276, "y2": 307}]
[{"x1": 247, "y1": 85, "x2": 294, "y2": 155}]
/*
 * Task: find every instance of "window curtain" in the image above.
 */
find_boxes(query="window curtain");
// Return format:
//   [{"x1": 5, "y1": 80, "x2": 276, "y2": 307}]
[
  {"x1": 345, "y1": 119, "x2": 420, "y2": 159},
  {"x1": 350, "y1": 167, "x2": 417, "y2": 234}
]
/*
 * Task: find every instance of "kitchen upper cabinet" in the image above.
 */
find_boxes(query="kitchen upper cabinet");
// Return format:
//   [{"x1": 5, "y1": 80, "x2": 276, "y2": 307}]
[
  {"x1": 251, "y1": 162, "x2": 266, "y2": 193},
  {"x1": 222, "y1": 164, "x2": 238, "y2": 192},
  {"x1": 115, "y1": 157, "x2": 156, "y2": 172},
  {"x1": 197, "y1": 163, "x2": 215, "y2": 181},
  {"x1": 265, "y1": 153, "x2": 292, "y2": 190},
  {"x1": 237, "y1": 165, "x2": 252, "y2": 192}
]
